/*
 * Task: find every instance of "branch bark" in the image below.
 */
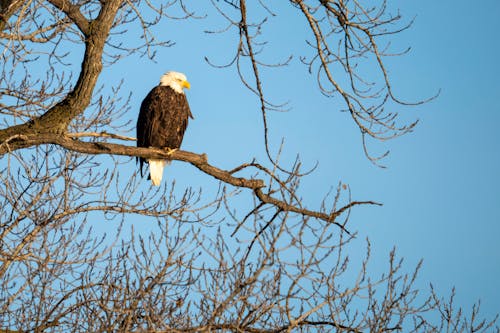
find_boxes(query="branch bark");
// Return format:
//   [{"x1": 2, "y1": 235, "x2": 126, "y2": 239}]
[
  {"x1": 47, "y1": 0, "x2": 90, "y2": 35},
  {"x1": 0, "y1": 0, "x2": 23, "y2": 31}
]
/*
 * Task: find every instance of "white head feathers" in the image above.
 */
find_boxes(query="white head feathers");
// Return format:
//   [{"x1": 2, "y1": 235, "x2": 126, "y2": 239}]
[{"x1": 160, "y1": 71, "x2": 191, "y2": 94}]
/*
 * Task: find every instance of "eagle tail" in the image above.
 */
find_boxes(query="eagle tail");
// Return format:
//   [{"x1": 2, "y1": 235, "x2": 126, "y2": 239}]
[{"x1": 148, "y1": 159, "x2": 167, "y2": 186}]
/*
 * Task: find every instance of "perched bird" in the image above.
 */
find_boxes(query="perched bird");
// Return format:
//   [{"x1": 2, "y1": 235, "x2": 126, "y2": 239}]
[{"x1": 136, "y1": 71, "x2": 192, "y2": 186}]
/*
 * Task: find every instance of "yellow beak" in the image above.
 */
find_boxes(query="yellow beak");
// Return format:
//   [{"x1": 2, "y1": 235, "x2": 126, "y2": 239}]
[{"x1": 183, "y1": 80, "x2": 191, "y2": 89}]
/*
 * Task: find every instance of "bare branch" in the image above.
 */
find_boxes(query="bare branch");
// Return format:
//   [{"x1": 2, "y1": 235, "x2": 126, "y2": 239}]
[{"x1": 47, "y1": 0, "x2": 90, "y2": 36}]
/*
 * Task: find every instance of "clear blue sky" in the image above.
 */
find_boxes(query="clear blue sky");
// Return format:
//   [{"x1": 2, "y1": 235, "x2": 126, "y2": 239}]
[{"x1": 108, "y1": 0, "x2": 500, "y2": 322}]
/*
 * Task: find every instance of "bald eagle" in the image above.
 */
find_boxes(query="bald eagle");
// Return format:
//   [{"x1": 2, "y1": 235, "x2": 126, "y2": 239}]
[{"x1": 137, "y1": 71, "x2": 192, "y2": 186}]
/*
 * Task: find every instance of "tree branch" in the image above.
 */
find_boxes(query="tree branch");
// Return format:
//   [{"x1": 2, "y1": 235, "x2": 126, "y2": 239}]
[
  {"x1": 0, "y1": 0, "x2": 23, "y2": 31},
  {"x1": 47, "y1": 0, "x2": 90, "y2": 36},
  {"x1": 0, "y1": 133, "x2": 379, "y2": 228},
  {"x1": 0, "y1": 0, "x2": 123, "y2": 141}
]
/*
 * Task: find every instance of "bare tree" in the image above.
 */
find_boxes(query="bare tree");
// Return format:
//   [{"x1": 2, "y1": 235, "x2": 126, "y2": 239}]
[{"x1": 0, "y1": 0, "x2": 497, "y2": 332}]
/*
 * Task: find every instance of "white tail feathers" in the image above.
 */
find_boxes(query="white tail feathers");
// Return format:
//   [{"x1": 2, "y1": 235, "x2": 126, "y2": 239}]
[{"x1": 148, "y1": 160, "x2": 168, "y2": 186}]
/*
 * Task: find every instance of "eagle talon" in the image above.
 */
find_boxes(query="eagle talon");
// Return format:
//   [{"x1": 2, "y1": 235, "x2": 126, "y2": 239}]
[{"x1": 165, "y1": 148, "x2": 178, "y2": 156}]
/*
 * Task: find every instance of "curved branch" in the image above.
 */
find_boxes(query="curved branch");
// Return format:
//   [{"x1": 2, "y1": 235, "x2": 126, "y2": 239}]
[
  {"x1": 0, "y1": 133, "x2": 379, "y2": 228},
  {"x1": 47, "y1": 0, "x2": 90, "y2": 36},
  {"x1": 0, "y1": 0, "x2": 123, "y2": 141}
]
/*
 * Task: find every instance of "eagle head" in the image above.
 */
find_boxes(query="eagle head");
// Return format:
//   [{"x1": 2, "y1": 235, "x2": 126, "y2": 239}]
[{"x1": 160, "y1": 71, "x2": 191, "y2": 94}]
